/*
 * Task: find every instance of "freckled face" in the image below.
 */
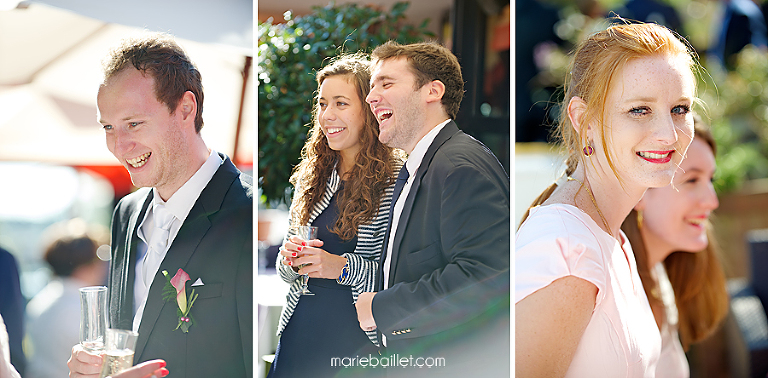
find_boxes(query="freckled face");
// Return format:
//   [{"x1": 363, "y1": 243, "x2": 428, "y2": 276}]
[
  {"x1": 592, "y1": 55, "x2": 696, "y2": 189},
  {"x1": 638, "y1": 137, "x2": 719, "y2": 254}
]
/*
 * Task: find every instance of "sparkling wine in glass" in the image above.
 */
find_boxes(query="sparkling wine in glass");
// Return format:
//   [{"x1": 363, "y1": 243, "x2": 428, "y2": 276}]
[
  {"x1": 296, "y1": 225, "x2": 318, "y2": 295},
  {"x1": 99, "y1": 329, "x2": 138, "y2": 378},
  {"x1": 100, "y1": 349, "x2": 135, "y2": 377}
]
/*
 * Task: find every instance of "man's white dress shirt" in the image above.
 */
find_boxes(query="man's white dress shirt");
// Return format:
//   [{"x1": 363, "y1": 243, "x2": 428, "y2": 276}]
[
  {"x1": 381, "y1": 119, "x2": 450, "y2": 346},
  {"x1": 132, "y1": 150, "x2": 223, "y2": 332}
]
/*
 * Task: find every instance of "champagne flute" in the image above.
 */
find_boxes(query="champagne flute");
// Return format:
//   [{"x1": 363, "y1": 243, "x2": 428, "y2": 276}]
[
  {"x1": 99, "y1": 328, "x2": 138, "y2": 378},
  {"x1": 79, "y1": 286, "x2": 107, "y2": 352},
  {"x1": 295, "y1": 225, "x2": 318, "y2": 295}
]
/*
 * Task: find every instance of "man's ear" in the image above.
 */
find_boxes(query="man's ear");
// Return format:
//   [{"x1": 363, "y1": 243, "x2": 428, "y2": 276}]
[
  {"x1": 178, "y1": 91, "x2": 197, "y2": 125},
  {"x1": 425, "y1": 80, "x2": 445, "y2": 104}
]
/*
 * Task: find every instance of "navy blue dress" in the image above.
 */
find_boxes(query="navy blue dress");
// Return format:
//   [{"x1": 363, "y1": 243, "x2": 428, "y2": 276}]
[{"x1": 269, "y1": 183, "x2": 378, "y2": 377}]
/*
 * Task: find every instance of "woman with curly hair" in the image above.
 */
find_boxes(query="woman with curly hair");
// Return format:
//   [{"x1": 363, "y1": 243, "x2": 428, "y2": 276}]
[
  {"x1": 268, "y1": 53, "x2": 404, "y2": 377},
  {"x1": 621, "y1": 117, "x2": 729, "y2": 377}
]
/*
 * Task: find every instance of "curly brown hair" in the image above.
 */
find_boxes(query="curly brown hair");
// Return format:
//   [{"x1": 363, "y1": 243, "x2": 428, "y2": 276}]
[
  {"x1": 289, "y1": 53, "x2": 405, "y2": 240},
  {"x1": 102, "y1": 33, "x2": 205, "y2": 133}
]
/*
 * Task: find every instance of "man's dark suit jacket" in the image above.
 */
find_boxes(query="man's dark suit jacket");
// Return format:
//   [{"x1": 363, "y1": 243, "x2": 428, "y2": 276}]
[
  {"x1": 373, "y1": 121, "x2": 510, "y2": 376},
  {"x1": 0, "y1": 248, "x2": 25, "y2": 376},
  {"x1": 107, "y1": 154, "x2": 253, "y2": 378}
]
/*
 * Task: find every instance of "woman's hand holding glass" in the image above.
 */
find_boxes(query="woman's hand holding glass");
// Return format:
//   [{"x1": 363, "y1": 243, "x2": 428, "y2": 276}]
[
  {"x1": 68, "y1": 347, "x2": 167, "y2": 378},
  {"x1": 108, "y1": 359, "x2": 168, "y2": 378},
  {"x1": 280, "y1": 236, "x2": 347, "y2": 280}
]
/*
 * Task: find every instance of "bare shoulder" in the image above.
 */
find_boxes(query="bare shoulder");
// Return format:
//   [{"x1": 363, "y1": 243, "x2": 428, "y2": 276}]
[
  {"x1": 516, "y1": 276, "x2": 597, "y2": 377},
  {"x1": 520, "y1": 275, "x2": 596, "y2": 306}
]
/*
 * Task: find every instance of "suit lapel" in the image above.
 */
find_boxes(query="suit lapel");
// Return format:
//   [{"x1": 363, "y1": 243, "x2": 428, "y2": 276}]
[
  {"x1": 134, "y1": 155, "x2": 240, "y2": 359},
  {"x1": 111, "y1": 190, "x2": 152, "y2": 331},
  {"x1": 387, "y1": 122, "x2": 459, "y2": 283},
  {"x1": 133, "y1": 207, "x2": 211, "y2": 358}
]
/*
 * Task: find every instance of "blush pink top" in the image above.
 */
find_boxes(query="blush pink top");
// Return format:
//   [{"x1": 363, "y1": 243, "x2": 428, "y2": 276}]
[
  {"x1": 516, "y1": 204, "x2": 661, "y2": 377},
  {"x1": 652, "y1": 263, "x2": 690, "y2": 378}
]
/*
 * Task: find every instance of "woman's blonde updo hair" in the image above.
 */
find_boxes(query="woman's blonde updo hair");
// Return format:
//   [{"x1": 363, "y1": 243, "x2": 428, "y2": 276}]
[{"x1": 520, "y1": 22, "x2": 701, "y2": 225}]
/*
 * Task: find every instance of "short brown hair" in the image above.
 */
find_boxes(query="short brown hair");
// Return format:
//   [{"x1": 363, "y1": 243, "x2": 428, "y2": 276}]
[
  {"x1": 371, "y1": 41, "x2": 464, "y2": 119},
  {"x1": 103, "y1": 34, "x2": 205, "y2": 132},
  {"x1": 43, "y1": 219, "x2": 107, "y2": 277}
]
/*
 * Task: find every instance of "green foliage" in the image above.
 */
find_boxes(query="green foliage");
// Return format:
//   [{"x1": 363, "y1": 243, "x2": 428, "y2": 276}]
[
  {"x1": 257, "y1": 1, "x2": 435, "y2": 207},
  {"x1": 700, "y1": 47, "x2": 768, "y2": 192}
]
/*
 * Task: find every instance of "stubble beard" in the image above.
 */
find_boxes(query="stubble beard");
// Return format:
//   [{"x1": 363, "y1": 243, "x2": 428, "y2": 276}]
[
  {"x1": 153, "y1": 120, "x2": 190, "y2": 196},
  {"x1": 382, "y1": 90, "x2": 425, "y2": 152}
]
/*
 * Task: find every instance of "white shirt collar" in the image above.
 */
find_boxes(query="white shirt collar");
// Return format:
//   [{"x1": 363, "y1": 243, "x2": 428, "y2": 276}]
[
  {"x1": 151, "y1": 150, "x2": 223, "y2": 222},
  {"x1": 404, "y1": 119, "x2": 451, "y2": 178}
]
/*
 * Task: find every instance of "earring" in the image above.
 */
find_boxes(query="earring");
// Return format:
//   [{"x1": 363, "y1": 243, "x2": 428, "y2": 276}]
[
  {"x1": 637, "y1": 210, "x2": 644, "y2": 231},
  {"x1": 583, "y1": 144, "x2": 594, "y2": 156}
]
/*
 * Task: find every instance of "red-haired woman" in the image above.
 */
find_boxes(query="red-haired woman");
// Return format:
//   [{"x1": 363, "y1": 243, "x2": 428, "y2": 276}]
[{"x1": 516, "y1": 22, "x2": 700, "y2": 376}]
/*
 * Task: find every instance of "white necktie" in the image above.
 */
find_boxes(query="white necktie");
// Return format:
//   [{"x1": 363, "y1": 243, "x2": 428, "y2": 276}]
[{"x1": 142, "y1": 204, "x2": 175, "y2": 287}]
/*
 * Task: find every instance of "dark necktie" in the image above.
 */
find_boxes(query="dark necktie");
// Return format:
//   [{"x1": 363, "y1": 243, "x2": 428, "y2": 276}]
[
  {"x1": 376, "y1": 165, "x2": 410, "y2": 345},
  {"x1": 378, "y1": 165, "x2": 409, "y2": 287},
  {"x1": 390, "y1": 165, "x2": 410, "y2": 212}
]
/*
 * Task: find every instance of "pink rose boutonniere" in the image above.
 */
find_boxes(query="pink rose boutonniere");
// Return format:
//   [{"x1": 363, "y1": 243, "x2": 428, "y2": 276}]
[{"x1": 162, "y1": 268, "x2": 199, "y2": 333}]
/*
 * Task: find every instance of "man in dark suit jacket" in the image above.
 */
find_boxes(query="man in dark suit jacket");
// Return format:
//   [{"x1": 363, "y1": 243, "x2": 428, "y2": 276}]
[
  {"x1": 68, "y1": 34, "x2": 252, "y2": 378},
  {"x1": 0, "y1": 247, "x2": 25, "y2": 376},
  {"x1": 356, "y1": 42, "x2": 510, "y2": 377}
]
